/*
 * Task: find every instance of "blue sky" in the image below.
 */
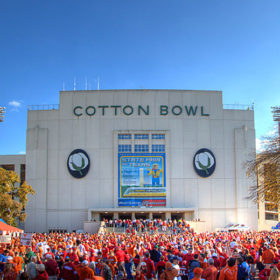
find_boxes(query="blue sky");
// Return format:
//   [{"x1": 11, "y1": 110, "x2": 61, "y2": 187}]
[{"x1": 1, "y1": 0, "x2": 280, "y2": 154}]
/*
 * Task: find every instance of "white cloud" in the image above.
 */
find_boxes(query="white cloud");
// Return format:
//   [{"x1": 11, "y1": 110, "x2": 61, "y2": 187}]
[
  {"x1": 256, "y1": 138, "x2": 264, "y2": 152},
  {"x1": 19, "y1": 151, "x2": 25, "y2": 154},
  {"x1": 267, "y1": 125, "x2": 278, "y2": 136},
  {"x1": 8, "y1": 100, "x2": 21, "y2": 108},
  {"x1": 256, "y1": 138, "x2": 271, "y2": 153}
]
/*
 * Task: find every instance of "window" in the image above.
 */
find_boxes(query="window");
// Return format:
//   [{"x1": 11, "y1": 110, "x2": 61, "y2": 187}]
[
  {"x1": 118, "y1": 134, "x2": 131, "y2": 139},
  {"x1": 0, "y1": 164, "x2": 15, "y2": 171},
  {"x1": 20, "y1": 164, "x2": 26, "y2": 185},
  {"x1": 265, "y1": 203, "x2": 278, "y2": 212},
  {"x1": 134, "y1": 134, "x2": 149, "y2": 139},
  {"x1": 265, "y1": 212, "x2": 278, "y2": 221},
  {"x1": 118, "y1": 145, "x2": 132, "y2": 152},
  {"x1": 152, "y1": 144, "x2": 165, "y2": 152},
  {"x1": 152, "y1": 134, "x2": 165, "y2": 139},
  {"x1": 135, "y1": 144, "x2": 149, "y2": 152}
]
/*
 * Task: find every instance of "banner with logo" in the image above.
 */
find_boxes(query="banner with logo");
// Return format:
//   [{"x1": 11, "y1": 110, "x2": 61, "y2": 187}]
[
  {"x1": 118, "y1": 153, "x2": 166, "y2": 207},
  {"x1": 20, "y1": 233, "x2": 32, "y2": 246},
  {"x1": 0, "y1": 234, "x2": 11, "y2": 243}
]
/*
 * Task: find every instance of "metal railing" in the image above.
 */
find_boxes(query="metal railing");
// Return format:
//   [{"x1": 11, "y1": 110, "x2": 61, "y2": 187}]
[
  {"x1": 26, "y1": 103, "x2": 254, "y2": 111},
  {"x1": 105, "y1": 226, "x2": 174, "y2": 235},
  {"x1": 223, "y1": 104, "x2": 254, "y2": 110},
  {"x1": 27, "y1": 104, "x2": 59, "y2": 111}
]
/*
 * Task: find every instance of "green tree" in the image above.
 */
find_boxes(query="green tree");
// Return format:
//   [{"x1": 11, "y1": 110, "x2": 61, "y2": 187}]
[
  {"x1": 0, "y1": 167, "x2": 35, "y2": 226},
  {"x1": 247, "y1": 107, "x2": 280, "y2": 206}
]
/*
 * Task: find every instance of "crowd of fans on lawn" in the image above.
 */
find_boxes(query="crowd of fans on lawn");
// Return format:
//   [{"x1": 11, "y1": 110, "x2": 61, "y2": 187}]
[{"x1": 0, "y1": 219, "x2": 280, "y2": 280}]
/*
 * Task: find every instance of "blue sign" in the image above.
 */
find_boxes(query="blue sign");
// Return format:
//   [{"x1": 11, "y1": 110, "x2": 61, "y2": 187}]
[{"x1": 118, "y1": 153, "x2": 166, "y2": 207}]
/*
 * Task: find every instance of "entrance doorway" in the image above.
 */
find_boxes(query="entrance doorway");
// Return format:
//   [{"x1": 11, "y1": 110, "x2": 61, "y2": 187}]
[
  {"x1": 119, "y1": 213, "x2": 132, "y2": 220},
  {"x1": 153, "y1": 213, "x2": 165, "y2": 220},
  {"x1": 135, "y1": 213, "x2": 149, "y2": 220},
  {"x1": 171, "y1": 213, "x2": 183, "y2": 220},
  {"x1": 100, "y1": 213, "x2": 113, "y2": 221}
]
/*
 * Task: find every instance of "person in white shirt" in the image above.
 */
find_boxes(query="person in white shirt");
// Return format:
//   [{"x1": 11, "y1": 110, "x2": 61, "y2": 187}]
[{"x1": 172, "y1": 256, "x2": 181, "y2": 280}]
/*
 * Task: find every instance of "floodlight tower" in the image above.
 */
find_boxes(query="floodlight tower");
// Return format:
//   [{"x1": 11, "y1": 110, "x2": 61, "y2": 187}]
[
  {"x1": 272, "y1": 106, "x2": 280, "y2": 143},
  {"x1": 0, "y1": 106, "x2": 5, "y2": 122}
]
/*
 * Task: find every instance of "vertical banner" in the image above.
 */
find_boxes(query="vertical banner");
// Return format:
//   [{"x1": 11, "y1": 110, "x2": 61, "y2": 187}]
[{"x1": 118, "y1": 153, "x2": 166, "y2": 207}]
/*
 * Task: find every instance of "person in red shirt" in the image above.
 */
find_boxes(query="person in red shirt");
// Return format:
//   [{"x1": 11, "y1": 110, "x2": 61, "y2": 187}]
[
  {"x1": 44, "y1": 254, "x2": 59, "y2": 279},
  {"x1": 180, "y1": 260, "x2": 188, "y2": 280},
  {"x1": 144, "y1": 252, "x2": 155, "y2": 280},
  {"x1": 212, "y1": 253, "x2": 220, "y2": 269},
  {"x1": 217, "y1": 247, "x2": 228, "y2": 268},
  {"x1": 67, "y1": 247, "x2": 79, "y2": 264},
  {"x1": 43, "y1": 248, "x2": 55, "y2": 260},
  {"x1": 183, "y1": 250, "x2": 194, "y2": 266},
  {"x1": 102, "y1": 246, "x2": 109, "y2": 259},
  {"x1": 115, "y1": 247, "x2": 126, "y2": 263},
  {"x1": 156, "y1": 255, "x2": 166, "y2": 279},
  {"x1": 115, "y1": 247, "x2": 126, "y2": 278},
  {"x1": 259, "y1": 265, "x2": 272, "y2": 280},
  {"x1": 60, "y1": 256, "x2": 78, "y2": 280},
  {"x1": 34, "y1": 264, "x2": 49, "y2": 280}
]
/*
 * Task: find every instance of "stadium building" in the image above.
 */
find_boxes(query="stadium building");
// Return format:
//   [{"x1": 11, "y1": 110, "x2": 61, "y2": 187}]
[{"x1": 0, "y1": 89, "x2": 258, "y2": 232}]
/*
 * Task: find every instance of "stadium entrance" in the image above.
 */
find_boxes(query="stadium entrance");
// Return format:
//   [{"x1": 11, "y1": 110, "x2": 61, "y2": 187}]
[
  {"x1": 89, "y1": 208, "x2": 195, "y2": 222},
  {"x1": 119, "y1": 213, "x2": 132, "y2": 220},
  {"x1": 171, "y1": 213, "x2": 184, "y2": 220},
  {"x1": 135, "y1": 213, "x2": 149, "y2": 219},
  {"x1": 100, "y1": 213, "x2": 114, "y2": 221},
  {"x1": 152, "y1": 213, "x2": 165, "y2": 220}
]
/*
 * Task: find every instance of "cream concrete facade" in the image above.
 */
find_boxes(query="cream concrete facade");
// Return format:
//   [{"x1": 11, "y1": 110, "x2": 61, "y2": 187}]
[{"x1": 0, "y1": 90, "x2": 258, "y2": 232}]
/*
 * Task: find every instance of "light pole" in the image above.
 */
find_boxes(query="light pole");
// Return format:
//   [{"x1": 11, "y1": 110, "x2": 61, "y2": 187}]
[
  {"x1": 0, "y1": 107, "x2": 5, "y2": 122},
  {"x1": 272, "y1": 106, "x2": 280, "y2": 144}
]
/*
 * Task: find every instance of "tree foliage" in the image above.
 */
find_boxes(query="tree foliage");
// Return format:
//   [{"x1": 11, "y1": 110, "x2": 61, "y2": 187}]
[
  {"x1": 0, "y1": 167, "x2": 35, "y2": 226},
  {"x1": 247, "y1": 108, "x2": 280, "y2": 206}
]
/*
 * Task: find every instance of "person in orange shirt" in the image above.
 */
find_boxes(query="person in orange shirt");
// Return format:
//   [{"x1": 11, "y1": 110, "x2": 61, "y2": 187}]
[
  {"x1": 19, "y1": 245, "x2": 26, "y2": 256},
  {"x1": 13, "y1": 251, "x2": 24, "y2": 275},
  {"x1": 263, "y1": 247, "x2": 276, "y2": 264},
  {"x1": 127, "y1": 244, "x2": 136, "y2": 258},
  {"x1": 76, "y1": 260, "x2": 95, "y2": 280},
  {"x1": 37, "y1": 244, "x2": 43, "y2": 259},
  {"x1": 193, "y1": 267, "x2": 204, "y2": 280},
  {"x1": 107, "y1": 251, "x2": 117, "y2": 277},
  {"x1": 202, "y1": 258, "x2": 218, "y2": 280},
  {"x1": 219, "y1": 258, "x2": 238, "y2": 280}
]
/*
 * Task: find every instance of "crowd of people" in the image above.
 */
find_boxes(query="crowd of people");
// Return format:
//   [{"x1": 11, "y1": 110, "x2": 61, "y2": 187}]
[
  {"x1": 0, "y1": 219, "x2": 280, "y2": 280},
  {"x1": 104, "y1": 218, "x2": 192, "y2": 234}
]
